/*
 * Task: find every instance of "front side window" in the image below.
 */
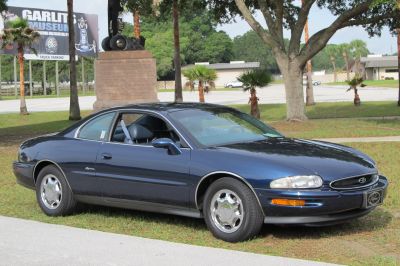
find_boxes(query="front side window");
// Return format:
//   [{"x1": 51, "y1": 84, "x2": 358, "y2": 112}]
[
  {"x1": 78, "y1": 112, "x2": 115, "y2": 141},
  {"x1": 169, "y1": 109, "x2": 283, "y2": 147},
  {"x1": 111, "y1": 112, "x2": 182, "y2": 145}
]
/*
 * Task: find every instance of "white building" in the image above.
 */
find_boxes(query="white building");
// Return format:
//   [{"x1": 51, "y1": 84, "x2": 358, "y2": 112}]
[
  {"x1": 361, "y1": 55, "x2": 398, "y2": 80},
  {"x1": 182, "y1": 61, "x2": 260, "y2": 88}
]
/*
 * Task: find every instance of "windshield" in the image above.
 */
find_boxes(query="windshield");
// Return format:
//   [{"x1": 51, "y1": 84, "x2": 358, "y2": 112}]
[{"x1": 169, "y1": 108, "x2": 283, "y2": 147}]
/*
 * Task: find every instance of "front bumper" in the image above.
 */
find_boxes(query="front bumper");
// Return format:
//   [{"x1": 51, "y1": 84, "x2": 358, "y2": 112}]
[
  {"x1": 13, "y1": 161, "x2": 36, "y2": 190},
  {"x1": 256, "y1": 175, "x2": 388, "y2": 225}
]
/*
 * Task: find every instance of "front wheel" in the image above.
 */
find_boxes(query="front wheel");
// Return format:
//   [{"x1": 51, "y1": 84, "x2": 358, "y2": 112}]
[
  {"x1": 35, "y1": 165, "x2": 76, "y2": 216},
  {"x1": 203, "y1": 178, "x2": 264, "y2": 242}
]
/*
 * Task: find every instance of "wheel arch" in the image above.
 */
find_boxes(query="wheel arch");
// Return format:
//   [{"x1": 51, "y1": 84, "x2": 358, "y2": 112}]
[
  {"x1": 195, "y1": 171, "x2": 265, "y2": 216},
  {"x1": 33, "y1": 160, "x2": 72, "y2": 191}
]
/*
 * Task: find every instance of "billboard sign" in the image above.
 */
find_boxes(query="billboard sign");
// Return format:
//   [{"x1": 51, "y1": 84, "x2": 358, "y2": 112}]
[{"x1": 0, "y1": 6, "x2": 98, "y2": 60}]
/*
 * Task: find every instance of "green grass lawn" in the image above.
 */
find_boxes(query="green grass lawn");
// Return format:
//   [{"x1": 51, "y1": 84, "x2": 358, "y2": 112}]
[
  {"x1": 1, "y1": 102, "x2": 400, "y2": 141},
  {"x1": 0, "y1": 140, "x2": 398, "y2": 266},
  {"x1": 234, "y1": 101, "x2": 400, "y2": 121},
  {"x1": 326, "y1": 80, "x2": 398, "y2": 88},
  {"x1": 0, "y1": 105, "x2": 400, "y2": 265}
]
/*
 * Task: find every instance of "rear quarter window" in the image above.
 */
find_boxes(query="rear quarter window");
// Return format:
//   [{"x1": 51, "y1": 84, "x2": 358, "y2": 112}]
[{"x1": 78, "y1": 112, "x2": 115, "y2": 141}]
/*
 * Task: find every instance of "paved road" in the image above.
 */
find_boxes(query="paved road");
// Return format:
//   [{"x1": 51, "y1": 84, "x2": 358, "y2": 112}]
[
  {"x1": 0, "y1": 216, "x2": 338, "y2": 266},
  {"x1": 0, "y1": 85, "x2": 397, "y2": 113}
]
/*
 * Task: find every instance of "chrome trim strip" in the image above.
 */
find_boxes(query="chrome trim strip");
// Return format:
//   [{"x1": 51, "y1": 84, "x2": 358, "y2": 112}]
[
  {"x1": 33, "y1": 160, "x2": 73, "y2": 192},
  {"x1": 194, "y1": 171, "x2": 265, "y2": 216},
  {"x1": 329, "y1": 172, "x2": 379, "y2": 190},
  {"x1": 73, "y1": 108, "x2": 194, "y2": 150}
]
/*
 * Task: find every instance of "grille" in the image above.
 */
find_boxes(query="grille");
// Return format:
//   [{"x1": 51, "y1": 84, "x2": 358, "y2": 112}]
[{"x1": 330, "y1": 174, "x2": 379, "y2": 190}]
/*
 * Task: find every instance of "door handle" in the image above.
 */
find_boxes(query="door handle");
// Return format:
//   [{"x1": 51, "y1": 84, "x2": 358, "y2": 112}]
[{"x1": 101, "y1": 153, "x2": 112, "y2": 160}]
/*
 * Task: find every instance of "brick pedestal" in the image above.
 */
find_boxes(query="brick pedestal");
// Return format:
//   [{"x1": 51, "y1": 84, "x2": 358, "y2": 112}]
[{"x1": 93, "y1": 50, "x2": 158, "y2": 111}]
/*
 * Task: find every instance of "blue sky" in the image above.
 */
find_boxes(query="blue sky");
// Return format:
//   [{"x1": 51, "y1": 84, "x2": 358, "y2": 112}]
[{"x1": 7, "y1": 0, "x2": 397, "y2": 55}]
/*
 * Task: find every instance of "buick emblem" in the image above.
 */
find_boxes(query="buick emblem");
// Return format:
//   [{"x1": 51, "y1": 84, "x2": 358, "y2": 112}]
[{"x1": 358, "y1": 177, "x2": 367, "y2": 184}]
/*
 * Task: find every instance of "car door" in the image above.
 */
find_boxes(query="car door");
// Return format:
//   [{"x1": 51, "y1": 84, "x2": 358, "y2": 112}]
[
  {"x1": 60, "y1": 111, "x2": 116, "y2": 196},
  {"x1": 95, "y1": 111, "x2": 191, "y2": 207}
]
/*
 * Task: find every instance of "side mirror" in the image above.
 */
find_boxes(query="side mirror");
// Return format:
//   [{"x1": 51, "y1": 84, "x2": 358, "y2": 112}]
[{"x1": 152, "y1": 138, "x2": 182, "y2": 155}]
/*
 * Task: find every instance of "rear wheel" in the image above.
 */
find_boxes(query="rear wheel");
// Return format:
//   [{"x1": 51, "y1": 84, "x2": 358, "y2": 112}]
[
  {"x1": 35, "y1": 165, "x2": 76, "y2": 216},
  {"x1": 203, "y1": 177, "x2": 264, "y2": 242}
]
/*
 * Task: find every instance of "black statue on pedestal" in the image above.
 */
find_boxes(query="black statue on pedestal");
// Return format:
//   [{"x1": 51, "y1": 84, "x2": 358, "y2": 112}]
[{"x1": 101, "y1": 0, "x2": 145, "y2": 51}]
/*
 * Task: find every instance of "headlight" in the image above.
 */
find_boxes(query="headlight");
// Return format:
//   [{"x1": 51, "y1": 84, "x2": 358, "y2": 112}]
[{"x1": 270, "y1": 175, "x2": 323, "y2": 189}]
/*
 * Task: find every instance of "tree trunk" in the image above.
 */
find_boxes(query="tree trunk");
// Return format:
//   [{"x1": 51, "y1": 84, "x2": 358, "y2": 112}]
[
  {"x1": 302, "y1": 6, "x2": 315, "y2": 106},
  {"x1": 173, "y1": 0, "x2": 183, "y2": 103},
  {"x1": 18, "y1": 49, "x2": 28, "y2": 115},
  {"x1": 133, "y1": 10, "x2": 140, "y2": 39},
  {"x1": 249, "y1": 88, "x2": 260, "y2": 119},
  {"x1": 198, "y1": 80, "x2": 205, "y2": 103},
  {"x1": 330, "y1": 56, "x2": 337, "y2": 83},
  {"x1": 67, "y1": 0, "x2": 81, "y2": 121},
  {"x1": 354, "y1": 87, "x2": 361, "y2": 106},
  {"x1": 279, "y1": 60, "x2": 307, "y2": 121},
  {"x1": 305, "y1": 66, "x2": 315, "y2": 106},
  {"x1": 343, "y1": 52, "x2": 350, "y2": 81},
  {"x1": 397, "y1": 28, "x2": 400, "y2": 106}
]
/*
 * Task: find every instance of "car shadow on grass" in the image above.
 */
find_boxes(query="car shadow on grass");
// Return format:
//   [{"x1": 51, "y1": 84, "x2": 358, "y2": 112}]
[
  {"x1": 73, "y1": 203, "x2": 392, "y2": 240},
  {"x1": 74, "y1": 203, "x2": 208, "y2": 230},
  {"x1": 259, "y1": 207, "x2": 392, "y2": 240}
]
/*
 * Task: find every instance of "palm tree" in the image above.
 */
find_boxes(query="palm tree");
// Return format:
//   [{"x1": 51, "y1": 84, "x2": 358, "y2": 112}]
[
  {"x1": 339, "y1": 44, "x2": 351, "y2": 81},
  {"x1": 397, "y1": 0, "x2": 400, "y2": 106},
  {"x1": 238, "y1": 69, "x2": 272, "y2": 119},
  {"x1": 350, "y1": 40, "x2": 369, "y2": 58},
  {"x1": 172, "y1": 0, "x2": 183, "y2": 102},
  {"x1": 325, "y1": 45, "x2": 339, "y2": 82},
  {"x1": 182, "y1": 65, "x2": 217, "y2": 103},
  {"x1": 1, "y1": 18, "x2": 40, "y2": 115},
  {"x1": 396, "y1": 0, "x2": 400, "y2": 106},
  {"x1": 183, "y1": 68, "x2": 196, "y2": 91},
  {"x1": 67, "y1": 0, "x2": 81, "y2": 120},
  {"x1": 346, "y1": 75, "x2": 366, "y2": 106},
  {"x1": 125, "y1": 0, "x2": 154, "y2": 38},
  {"x1": 349, "y1": 40, "x2": 369, "y2": 76}
]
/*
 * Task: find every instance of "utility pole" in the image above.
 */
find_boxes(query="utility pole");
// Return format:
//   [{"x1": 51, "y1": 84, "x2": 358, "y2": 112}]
[
  {"x1": 29, "y1": 60, "x2": 33, "y2": 97},
  {"x1": 302, "y1": 0, "x2": 315, "y2": 106}
]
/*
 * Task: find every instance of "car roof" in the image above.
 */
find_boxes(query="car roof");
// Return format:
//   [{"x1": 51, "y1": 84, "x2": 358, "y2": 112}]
[{"x1": 96, "y1": 102, "x2": 236, "y2": 114}]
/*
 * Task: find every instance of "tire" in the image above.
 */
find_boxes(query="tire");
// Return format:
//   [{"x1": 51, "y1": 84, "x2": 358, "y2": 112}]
[
  {"x1": 110, "y1": 34, "x2": 128, "y2": 50},
  {"x1": 203, "y1": 177, "x2": 264, "y2": 242},
  {"x1": 35, "y1": 165, "x2": 76, "y2": 216},
  {"x1": 101, "y1": 36, "x2": 111, "y2": 51}
]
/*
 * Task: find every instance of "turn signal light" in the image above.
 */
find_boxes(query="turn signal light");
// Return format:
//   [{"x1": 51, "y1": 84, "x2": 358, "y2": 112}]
[{"x1": 271, "y1": 199, "x2": 305, "y2": 206}]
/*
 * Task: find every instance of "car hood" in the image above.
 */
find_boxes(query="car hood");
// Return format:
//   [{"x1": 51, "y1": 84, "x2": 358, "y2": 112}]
[{"x1": 217, "y1": 138, "x2": 376, "y2": 181}]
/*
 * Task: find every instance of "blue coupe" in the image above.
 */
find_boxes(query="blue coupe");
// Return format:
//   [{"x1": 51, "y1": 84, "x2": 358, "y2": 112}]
[{"x1": 13, "y1": 103, "x2": 388, "y2": 242}]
